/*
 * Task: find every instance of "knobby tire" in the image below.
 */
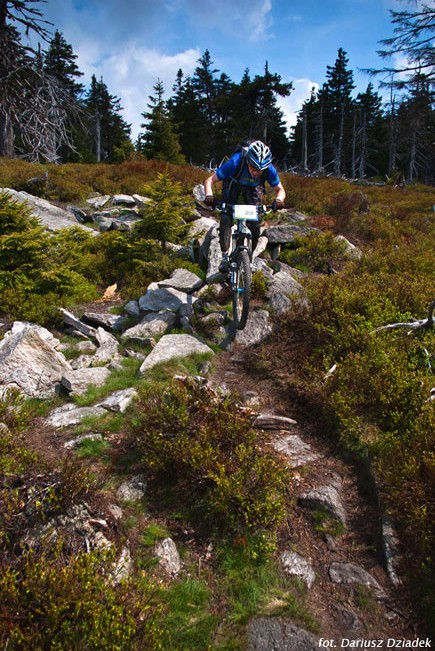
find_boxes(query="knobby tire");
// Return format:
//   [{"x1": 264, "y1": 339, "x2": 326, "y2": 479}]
[{"x1": 233, "y1": 249, "x2": 251, "y2": 330}]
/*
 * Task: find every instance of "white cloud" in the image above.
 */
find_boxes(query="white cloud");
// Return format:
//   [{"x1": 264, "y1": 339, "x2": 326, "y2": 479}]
[
  {"x1": 96, "y1": 46, "x2": 201, "y2": 139},
  {"x1": 247, "y1": 0, "x2": 273, "y2": 41},
  {"x1": 178, "y1": 0, "x2": 274, "y2": 40},
  {"x1": 278, "y1": 78, "x2": 319, "y2": 134}
]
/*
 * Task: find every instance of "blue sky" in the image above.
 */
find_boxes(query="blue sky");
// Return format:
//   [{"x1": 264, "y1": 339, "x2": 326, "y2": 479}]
[{"x1": 33, "y1": 0, "x2": 409, "y2": 140}]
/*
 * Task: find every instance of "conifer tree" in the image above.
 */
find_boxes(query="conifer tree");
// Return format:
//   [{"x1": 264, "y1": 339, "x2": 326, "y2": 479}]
[
  {"x1": 43, "y1": 30, "x2": 84, "y2": 98},
  {"x1": 396, "y1": 72, "x2": 434, "y2": 183},
  {"x1": 136, "y1": 172, "x2": 191, "y2": 248},
  {"x1": 325, "y1": 48, "x2": 355, "y2": 176},
  {"x1": 83, "y1": 75, "x2": 132, "y2": 162},
  {"x1": 167, "y1": 69, "x2": 208, "y2": 164},
  {"x1": 138, "y1": 79, "x2": 185, "y2": 164},
  {"x1": 352, "y1": 83, "x2": 384, "y2": 179}
]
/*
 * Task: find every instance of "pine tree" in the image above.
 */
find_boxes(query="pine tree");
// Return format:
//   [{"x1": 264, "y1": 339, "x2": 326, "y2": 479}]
[
  {"x1": 191, "y1": 50, "x2": 221, "y2": 159},
  {"x1": 167, "y1": 69, "x2": 208, "y2": 164},
  {"x1": 43, "y1": 30, "x2": 84, "y2": 98},
  {"x1": 292, "y1": 88, "x2": 319, "y2": 172},
  {"x1": 352, "y1": 83, "x2": 384, "y2": 179},
  {"x1": 252, "y1": 62, "x2": 292, "y2": 159},
  {"x1": 83, "y1": 75, "x2": 132, "y2": 162},
  {"x1": 138, "y1": 79, "x2": 185, "y2": 164},
  {"x1": 136, "y1": 173, "x2": 191, "y2": 248},
  {"x1": 325, "y1": 48, "x2": 355, "y2": 176},
  {"x1": 396, "y1": 72, "x2": 434, "y2": 183}
]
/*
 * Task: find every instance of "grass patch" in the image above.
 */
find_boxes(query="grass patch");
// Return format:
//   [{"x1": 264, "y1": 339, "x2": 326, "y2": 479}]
[
  {"x1": 216, "y1": 542, "x2": 319, "y2": 635},
  {"x1": 75, "y1": 437, "x2": 110, "y2": 460},
  {"x1": 158, "y1": 577, "x2": 218, "y2": 651}
]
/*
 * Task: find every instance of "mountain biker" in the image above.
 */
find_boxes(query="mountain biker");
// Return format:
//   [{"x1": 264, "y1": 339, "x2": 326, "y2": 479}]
[{"x1": 203, "y1": 140, "x2": 286, "y2": 273}]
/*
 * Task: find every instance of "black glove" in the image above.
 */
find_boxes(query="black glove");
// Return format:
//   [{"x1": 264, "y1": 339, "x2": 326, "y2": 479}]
[
  {"x1": 272, "y1": 199, "x2": 284, "y2": 212},
  {"x1": 204, "y1": 195, "x2": 214, "y2": 206}
]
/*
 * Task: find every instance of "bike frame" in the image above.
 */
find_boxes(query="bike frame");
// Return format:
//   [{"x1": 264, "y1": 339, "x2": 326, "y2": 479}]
[
  {"x1": 214, "y1": 202, "x2": 271, "y2": 329},
  {"x1": 220, "y1": 203, "x2": 261, "y2": 283}
]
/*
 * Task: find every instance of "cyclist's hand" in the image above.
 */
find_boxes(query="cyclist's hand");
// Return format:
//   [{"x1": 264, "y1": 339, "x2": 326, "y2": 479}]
[
  {"x1": 272, "y1": 199, "x2": 284, "y2": 212},
  {"x1": 204, "y1": 195, "x2": 214, "y2": 207}
]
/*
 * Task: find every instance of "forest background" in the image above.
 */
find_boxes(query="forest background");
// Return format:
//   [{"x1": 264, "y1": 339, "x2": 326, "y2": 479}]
[{"x1": 0, "y1": 0, "x2": 434, "y2": 184}]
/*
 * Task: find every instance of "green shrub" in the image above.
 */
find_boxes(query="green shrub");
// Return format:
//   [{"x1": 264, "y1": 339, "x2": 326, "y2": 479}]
[
  {"x1": 280, "y1": 230, "x2": 349, "y2": 273},
  {"x1": 0, "y1": 194, "x2": 99, "y2": 324},
  {"x1": 0, "y1": 541, "x2": 163, "y2": 650},
  {"x1": 136, "y1": 172, "x2": 193, "y2": 248},
  {"x1": 126, "y1": 379, "x2": 288, "y2": 553},
  {"x1": 251, "y1": 270, "x2": 268, "y2": 299}
]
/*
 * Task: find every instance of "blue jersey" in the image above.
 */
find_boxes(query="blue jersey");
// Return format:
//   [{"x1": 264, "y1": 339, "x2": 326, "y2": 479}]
[{"x1": 216, "y1": 152, "x2": 280, "y2": 188}]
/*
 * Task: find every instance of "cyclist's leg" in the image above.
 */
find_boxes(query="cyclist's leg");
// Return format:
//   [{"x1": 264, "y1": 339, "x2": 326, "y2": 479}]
[
  {"x1": 220, "y1": 180, "x2": 241, "y2": 253},
  {"x1": 218, "y1": 211, "x2": 231, "y2": 252}
]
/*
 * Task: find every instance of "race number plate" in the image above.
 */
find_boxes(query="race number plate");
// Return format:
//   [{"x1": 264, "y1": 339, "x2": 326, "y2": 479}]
[{"x1": 233, "y1": 205, "x2": 259, "y2": 221}]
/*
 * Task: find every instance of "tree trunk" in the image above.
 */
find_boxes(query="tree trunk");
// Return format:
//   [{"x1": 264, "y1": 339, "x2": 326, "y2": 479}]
[
  {"x1": 0, "y1": 107, "x2": 14, "y2": 158},
  {"x1": 358, "y1": 111, "x2": 367, "y2": 179},
  {"x1": 388, "y1": 93, "x2": 397, "y2": 175},
  {"x1": 335, "y1": 103, "x2": 345, "y2": 176},
  {"x1": 316, "y1": 96, "x2": 324, "y2": 173},
  {"x1": 351, "y1": 110, "x2": 357, "y2": 179},
  {"x1": 302, "y1": 104, "x2": 308, "y2": 171},
  {"x1": 408, "y1": 127, "x2": 417, "y2": 182},
  {"x1": 95, "y1": 113, "x2": 101, "y2": 162}
]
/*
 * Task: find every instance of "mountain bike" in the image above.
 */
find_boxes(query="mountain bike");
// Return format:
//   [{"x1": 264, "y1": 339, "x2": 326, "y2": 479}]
[{"x1": 216, "y1": 203, "x2": 271, "y2": 330}]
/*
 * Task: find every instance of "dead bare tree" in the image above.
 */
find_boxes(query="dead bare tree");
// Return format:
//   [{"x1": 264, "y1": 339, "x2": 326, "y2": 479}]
[{"x1": 16, "y1": 68, "x2": 87, "y2": 163}]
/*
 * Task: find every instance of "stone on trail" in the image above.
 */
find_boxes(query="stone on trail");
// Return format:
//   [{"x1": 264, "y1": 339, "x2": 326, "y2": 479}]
[{"x1": 139, "y1": 334, "x2": 214, "y2": 373}]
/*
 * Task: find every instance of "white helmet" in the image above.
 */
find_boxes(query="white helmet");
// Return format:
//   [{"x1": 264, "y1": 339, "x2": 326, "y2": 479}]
[{"x1": 246, "y1": 140, "x2": 272, "y2": 170}]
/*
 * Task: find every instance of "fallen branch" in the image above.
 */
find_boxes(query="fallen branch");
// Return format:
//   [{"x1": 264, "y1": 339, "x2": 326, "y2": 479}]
[{"x1": 371, "y1": 300, "x2": 435, "y2": 334}]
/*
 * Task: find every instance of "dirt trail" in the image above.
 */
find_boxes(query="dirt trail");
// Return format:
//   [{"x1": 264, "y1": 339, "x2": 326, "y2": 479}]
[{"x1": 209, "y1": 344, "x2": 418, "y2": 642}]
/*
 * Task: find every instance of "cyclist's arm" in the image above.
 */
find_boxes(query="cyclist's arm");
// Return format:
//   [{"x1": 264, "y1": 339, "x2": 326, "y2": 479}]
[
  {"x1": 274, "y1": 182, "x2": 286, "y2": 203},
  {"x1": 267, "y1": 165, "x2": 286, "y2": 204},
  {"x1": 204, "y1": 172, "x2": 219, "y2": 197}
]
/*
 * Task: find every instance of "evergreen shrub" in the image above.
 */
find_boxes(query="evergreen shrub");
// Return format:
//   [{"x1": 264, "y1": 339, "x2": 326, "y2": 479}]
[
  {"x1": 0, "y1": 541, "x2": 163, "y2": 650},
  {"x1": 0, "y1": 194, "x2": 98, "y2": 324},
  {"x1": 126, "y1": 379, "x2": 289, "y2": 553},
  {"x1": 280, "y1": 230, "x2": 349, "y2": 273}
]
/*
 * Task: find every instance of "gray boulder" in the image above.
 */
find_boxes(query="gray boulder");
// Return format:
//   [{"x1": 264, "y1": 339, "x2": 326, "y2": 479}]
[
  {"x1": 263, "y1": 224, "x2": 318, "y2": 244},
  {"x1": 0, "y1": 326, "x2": 72, "y2": 398},
  {"x1": 155, "y1": 537, "x2": 181, "y2": 577},
  {"x1": 271, "y1": 434, "x2": 320, "y2": 469},
  {"x1": 138, "y1": 286, "x2": 197, "y2": 313},
  {"x1": 83, "y1": 312, "x2": 127, "y2": 332},
  {"x1": 60, "y1": 367, "x2": 111, "y2": 396},
  {"x1": 1, "y1": 188, "x2": 95, "y2": 233},
  {"x1": 47, "y1": 403, "x2": 106, "y2": 428},
  {"x1": 157, "y1": 268, "x2": 204, "y2": 293},
  {"x1": 121, "y1": 311, "x2": 177, "y2": 340},
  {"x1": 266, "y1": 271, "x2": 308, "y2": 310},
  {"x1": 247, "y1": 617, "x2": 319, "y2": 651},
  {"x1": 233, "y1": 309, "x2": 273, "y2": 347},
  {"x1": 329, "y1": 562, "x2": 386, "y2": 598},
  {"x1": 99, "y1": 388, "x2": 137, "y2": 413},
  {"x1": 139, "y1": 334, "x2": 213, "y2": 373},
  {"x1": 92, "y1": 327, "x2": 119, "y2": 365},
  {"x1": 298, "y1": 483, "x2": 347, "y2": 525},
  {"x1": 280, "y1": 550, "x2": 316, "y2": 588}
]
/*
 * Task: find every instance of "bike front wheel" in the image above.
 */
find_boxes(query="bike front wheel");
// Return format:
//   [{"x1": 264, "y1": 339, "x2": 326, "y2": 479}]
[{"x1": 232, "y1": 249, "x2": 252, "y2": 330}]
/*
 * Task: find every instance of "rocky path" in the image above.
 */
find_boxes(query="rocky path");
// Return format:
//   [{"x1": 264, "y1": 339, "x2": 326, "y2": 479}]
[{"x1": 209, "y1": 346, "x2": 418, "y2": 649}]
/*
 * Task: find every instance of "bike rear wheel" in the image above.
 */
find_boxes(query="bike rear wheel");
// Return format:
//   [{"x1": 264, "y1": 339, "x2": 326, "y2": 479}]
[{"x1": 232, "y1": 249, "x2": 251, "y2": 330}]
